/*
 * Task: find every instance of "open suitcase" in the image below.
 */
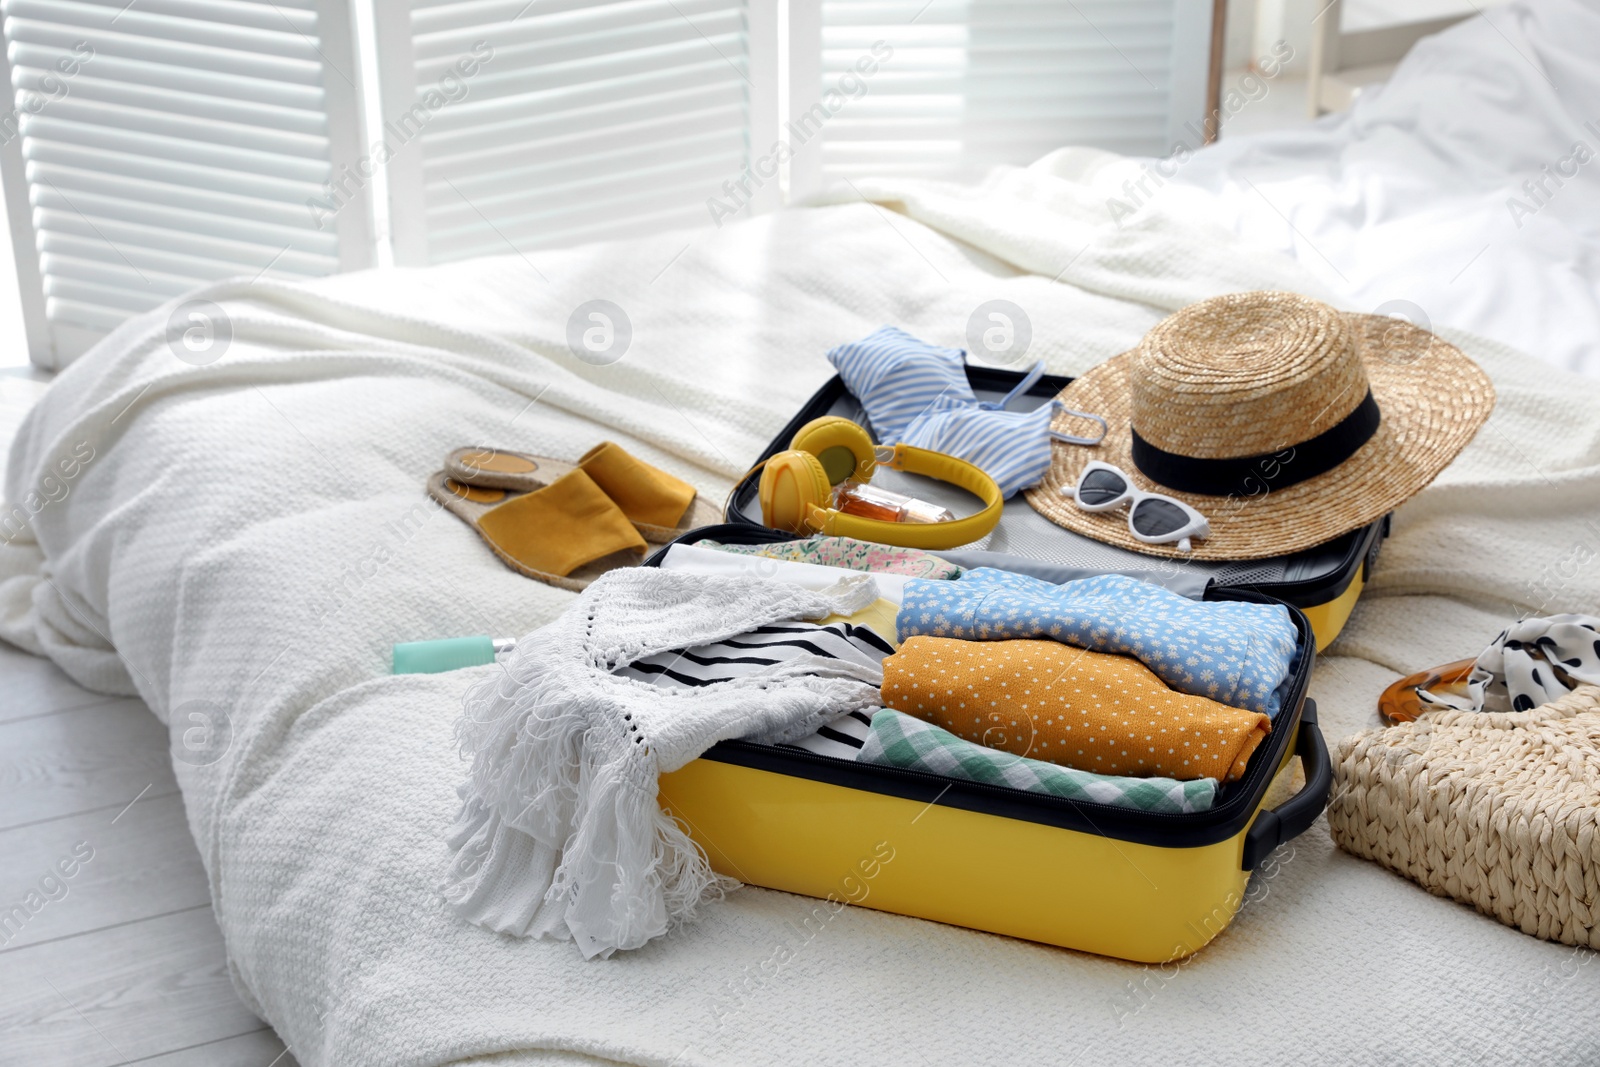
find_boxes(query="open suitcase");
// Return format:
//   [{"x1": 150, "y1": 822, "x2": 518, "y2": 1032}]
[{"x1": 654, "y1": 361, "x2": 1340, "y2": 964}]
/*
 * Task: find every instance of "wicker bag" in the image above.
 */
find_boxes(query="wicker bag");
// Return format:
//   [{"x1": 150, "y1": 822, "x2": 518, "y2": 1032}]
[{"x1": 1328, "y1": 685, "x2": 1600, "y2": 948}]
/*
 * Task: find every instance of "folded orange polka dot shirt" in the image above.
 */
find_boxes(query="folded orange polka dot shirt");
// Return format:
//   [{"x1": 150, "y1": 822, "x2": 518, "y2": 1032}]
[{"x1": 880, "y1": 637, "x2": 1272, "y2": 781}]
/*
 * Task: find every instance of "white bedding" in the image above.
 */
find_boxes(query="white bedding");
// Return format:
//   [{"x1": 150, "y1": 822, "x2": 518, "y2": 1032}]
[
  {"x1": 4, "y1": 161, "x2": 1600, "y2": 1066},
  {"x1": 1086, "y1": 0, "x2": 1600, "y2": 377}
]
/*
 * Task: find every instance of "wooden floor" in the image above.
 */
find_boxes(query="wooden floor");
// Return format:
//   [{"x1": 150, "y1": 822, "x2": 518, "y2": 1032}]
[{"x1": 1, "y1": 376, "x2": 297, "y2": 1065}]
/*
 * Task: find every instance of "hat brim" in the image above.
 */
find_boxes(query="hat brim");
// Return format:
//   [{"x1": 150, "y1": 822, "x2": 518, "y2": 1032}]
[{"x1": 1025, "y1": 313, "x2": 1496, "y2": 560}]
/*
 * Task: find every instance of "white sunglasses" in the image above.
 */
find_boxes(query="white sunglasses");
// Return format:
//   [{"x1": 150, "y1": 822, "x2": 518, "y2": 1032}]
[{"x1": 1061, "y1": 461, "x2": 1211, "y2": 552}]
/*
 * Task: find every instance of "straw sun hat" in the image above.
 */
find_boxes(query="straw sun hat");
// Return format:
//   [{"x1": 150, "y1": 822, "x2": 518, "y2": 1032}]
[{"x1": 1027, "y1": 291, "x2": 1495, "y2": 560}]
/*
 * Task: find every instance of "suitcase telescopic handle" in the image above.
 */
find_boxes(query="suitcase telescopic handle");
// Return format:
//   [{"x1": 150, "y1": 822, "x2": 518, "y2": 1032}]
[{"x1": 1240, "y1": 699, "x2": 1331, "y2": 870}]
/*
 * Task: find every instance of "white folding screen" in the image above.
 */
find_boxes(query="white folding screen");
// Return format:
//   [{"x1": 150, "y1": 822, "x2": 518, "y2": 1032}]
[
  {"x1": 0, "y1": 0, "x2": 1218, "y2": 364},
  {"x1": 371, "y1": 0, "x2": 1215, "y2": 266},
  {"x1": 788, "y1": 0, "x2": 1216, "y2": 196},
  {"x1": 0, "y1": 0, "x2": 371, "y2": 368},
  {"x1": 373, "y1": 0, "x2": 778, "y2": 266}
]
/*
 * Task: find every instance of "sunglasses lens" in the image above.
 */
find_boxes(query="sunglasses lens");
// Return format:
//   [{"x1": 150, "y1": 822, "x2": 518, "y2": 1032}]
[
  {"x1": 1077, "y1": 468, "x2": 1127, "y2": 505},
  {"x1": 1131, "y1": 498, "x2": 1191, "y2": 537}
]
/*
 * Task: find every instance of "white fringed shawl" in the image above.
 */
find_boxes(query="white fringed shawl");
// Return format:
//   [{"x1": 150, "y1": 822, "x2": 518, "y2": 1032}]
[{"x1": 441, "y1": 567, "x2": 885, "y2": 958}]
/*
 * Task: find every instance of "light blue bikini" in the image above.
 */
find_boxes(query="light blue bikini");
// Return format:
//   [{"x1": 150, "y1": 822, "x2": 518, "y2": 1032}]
[{"x1": 826, "y1": 326, "x2": 1104, "y2": 498}]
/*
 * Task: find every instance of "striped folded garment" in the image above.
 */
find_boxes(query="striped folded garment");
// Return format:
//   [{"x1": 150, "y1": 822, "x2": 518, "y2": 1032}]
[
  {"x1": 618, "y1": 619, "x2": 892, "y2": 760},
  {"x1": 859, "y1": 709, "x2": 1219, "y2": 814}
]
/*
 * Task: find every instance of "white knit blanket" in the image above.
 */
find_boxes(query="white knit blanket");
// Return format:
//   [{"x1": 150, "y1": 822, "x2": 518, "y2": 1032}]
[{"x1": 4, "y1": 159, "x2": 1599, "y2": 1066}]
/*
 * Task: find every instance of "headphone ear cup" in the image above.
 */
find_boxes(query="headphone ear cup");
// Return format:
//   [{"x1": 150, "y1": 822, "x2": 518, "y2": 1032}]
[
  {"x1": 788, "y1": 416, "x2": 877, "y2": 484},
  {"x1": 758, "y1": 450, "x2": 832, "y2": 533}
]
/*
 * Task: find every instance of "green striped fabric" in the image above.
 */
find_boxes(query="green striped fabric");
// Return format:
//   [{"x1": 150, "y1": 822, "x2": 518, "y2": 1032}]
[{"x1": 858, "y1": 710, "x2": 1218, "y2": 814}]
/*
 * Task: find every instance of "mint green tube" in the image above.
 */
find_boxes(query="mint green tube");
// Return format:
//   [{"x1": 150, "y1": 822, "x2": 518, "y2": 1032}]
[{"x1": 392, "y1": 636, "x2": 499, "y2": 675}]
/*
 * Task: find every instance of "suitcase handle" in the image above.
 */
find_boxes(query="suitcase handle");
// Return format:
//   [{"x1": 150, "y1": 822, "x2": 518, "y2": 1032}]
[{"x1": 1240, "y1": 699, "x2": 1331, "y2": 870}]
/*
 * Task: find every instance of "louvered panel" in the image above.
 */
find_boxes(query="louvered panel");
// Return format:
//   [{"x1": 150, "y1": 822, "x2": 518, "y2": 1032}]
[
  {"x1": 16, "y1": 0, "x2": 318, "y2": 29},
  {"x1": 8, "y1": 41, "x2": 325, "y2": 106},
  {"x1": 424, "y1": 70, "x2": 743, "y2": 149},
  {"x1": 31, "y1": 179, "x2": 339, "y2": 251},
  {"x1": 408, "y1": 0, "x2": 584, "y2": 18},
  {"x1": 35, "y1": 96, "x2": 328, "y2": 155},
  {"x1": 844, "y1": 69, "x2": 1162, "y2": 98},
  {"x1": 7, "y1": 0, "x2": 319, "y2": 53},
  {"x1": 432, "y1": 38, "x2": 744, "y2": 118},
  {"x1": 33, "y1": 208, "x2": 336, "y2": 273},
  {"x1": 15, "y1": 71, "x2": 330, "y2": 134},
  {"x1": 414, "y1": 2, "x2": 738, "y2": 68},
  {"x1": 380, "y1": 0, "x2": 765, "y2": 265},
  {"x1": 28, "y1": 161, "x2": 328, "y2": 229},
  {"x1": 26, "y1": 140, "x2": 324, "y2": 201},
  {"x1": 47, "y1": 0, "x2": 320, "y2": 21},
  {"x1": 795, "y1": 0, "x2": 1212, "y2": 191},
  {"x1": 426, "y1": 131, "x2": 744, "y2": 205},
  {"x1": 38, "y1": 228, "x2": 309, "y2": 281},
  {"x1": 23, "y1": 116, "x2": 329, "y2": 179},
  {"x1": 427, "y1": 142, "x2": 744, "y2": 229},
  {"x1": 45, "y1": 295, "x2": 150, "y2": 330},
  {"x1": 424, "y1": 102, "x2": 744, "y2": 188},
  {"x1": 6, "y1": 19, "x2": 322, "y2": 82},
  {"x1": 0, "y1": 0, "x2": 368, "y2": 367},
  {"x1": 412, "y1": 0, "x2": 726, "y2": 42},
  {"x1": 40, "y1": 250, "x2": 221, "y2": 293},
  {"x1": 44, "y1": 270, "x2": 198, "y2": 311}
]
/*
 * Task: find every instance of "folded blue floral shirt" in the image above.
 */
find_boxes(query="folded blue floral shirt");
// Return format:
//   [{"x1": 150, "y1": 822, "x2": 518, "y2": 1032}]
[{"x1": 896, "y1": 568, "x2": 1299, "y2": 717}]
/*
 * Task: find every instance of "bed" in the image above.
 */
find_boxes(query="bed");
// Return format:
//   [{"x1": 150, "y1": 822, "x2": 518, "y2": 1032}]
[
  {"x1": 2, "y1": 4, "x2": 1599, "y2": 1065},
  {"x1": 1021, "y1": 0, "x2": 1600, "y2": 379},
  {"x1": 1179, "y1": 0, "x2": 1600, "y2": 378}
]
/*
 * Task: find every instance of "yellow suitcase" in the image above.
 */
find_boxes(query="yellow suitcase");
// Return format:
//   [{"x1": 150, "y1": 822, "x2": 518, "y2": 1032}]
[{"x1": 656, "y1": 525, "x2": 1329, "y2": 964}]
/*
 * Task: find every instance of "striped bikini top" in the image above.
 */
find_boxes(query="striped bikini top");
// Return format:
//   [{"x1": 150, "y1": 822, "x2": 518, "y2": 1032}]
[
  {"x1": 826, "y1": 326, "x2": 1103, "y2": 499},
  {"x1": 618, "y1": 620, "x2": 893, "y2": 760}
]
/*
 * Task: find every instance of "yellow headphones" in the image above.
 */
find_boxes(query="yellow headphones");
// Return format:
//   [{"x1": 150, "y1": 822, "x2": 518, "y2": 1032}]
[{"x1": 756, "y1": 416, "x2": 1004, "y2": 550}]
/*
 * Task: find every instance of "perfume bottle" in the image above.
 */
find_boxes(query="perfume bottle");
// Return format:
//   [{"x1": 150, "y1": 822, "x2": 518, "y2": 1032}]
[{"x1": 833, "y1": 481, "x2": 955, "y2": 524}]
